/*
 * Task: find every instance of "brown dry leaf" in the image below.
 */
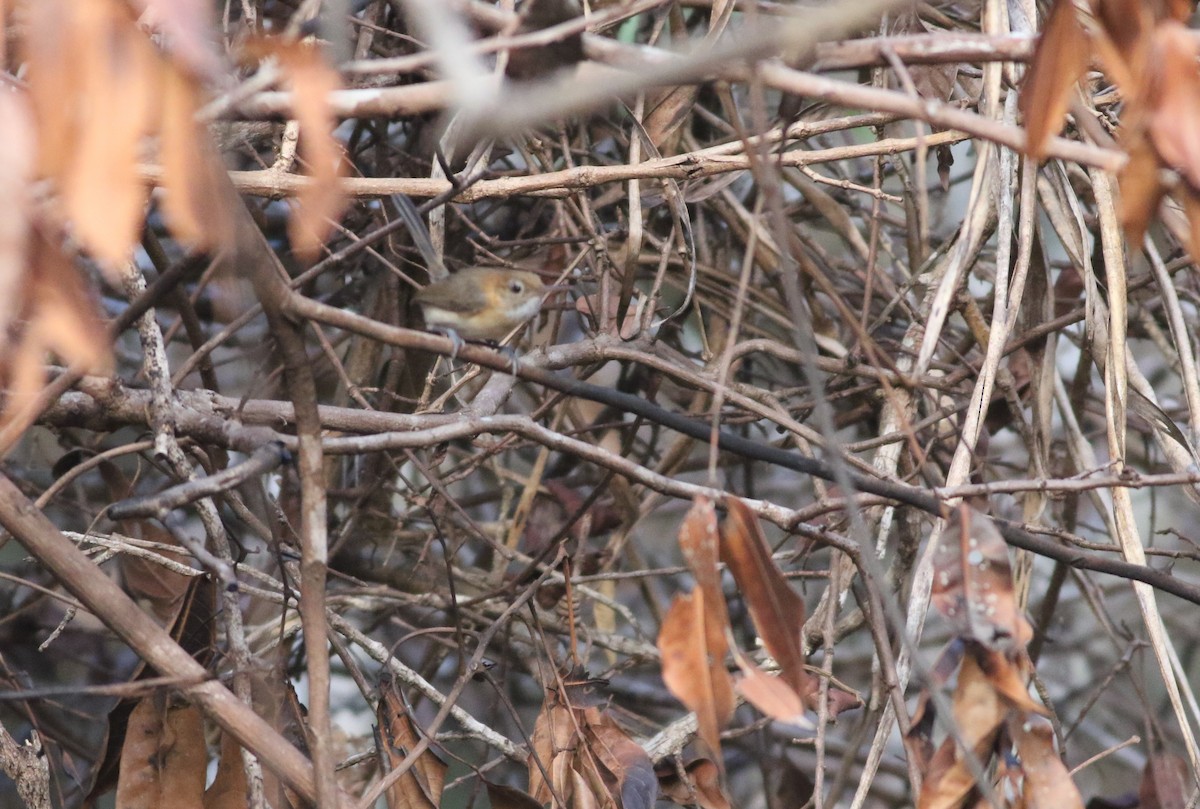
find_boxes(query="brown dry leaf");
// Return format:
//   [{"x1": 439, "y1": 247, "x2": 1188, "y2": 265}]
[
  {"x1": 732, "y1": 652, "x2": 809, "y2": 728},
  {"x1": 643, "y1": 0, "x2": 731, "y2": 152},
  {"x1": 569, "y1": 767, "x2": 598, "y2": 809},
  {"x1": 132, "y1": 0, "x2": 222, "y2": 79},
  {"x1": 98, "y1": 460, "x2": 196, "y2": 625},
  {"x1": 159, "y1": 64, "x2": 235, "y2": 250},
  {"x1": 1162, "y1": 0, "x2": 1194, "y2": 22},
  {"x1": 653, "y1": 496, "x2": 737, "y2": 757},
  {"x1": 1010, "y1": 715, "x2": 1084, "y2": 809},
  {"x1": 485, "y1": 780, "x2": 544, "y2": 809},
  {"x1": 907, "y1": 693, "x2": 937, "y2": 777},
  {"x1": 119, "y1": 534, "x2": 195, "y2": 626},
  {"x1": 1, "y1": 332, "x2": 49, "y2": 454},
  {"x1": 916, "y1": 653, "x2": 1007, "y2": 809},
  {"x1": 116, "y1": 693, "x2": 206, "y2": 809},
  {"x1": 824, "y1": 686, "x2": 864, "y2": 719},
  {"x1": 120, "y1": 533, "x2": 195, "y2": 626},
  {"x1": 252, "y1": 39, "x2": 346, "y2": 262},
  {"x1": 27, "y1": 232, "x2": 111, "y2": 376},
  {"x1": 917, "y1": 740, "x2": 972, "y2": 809},
  {"x1": 75, "y1": 574, "x2": 215, "y2": 805},
  {"x1": 61, "y1": 0, "x2": 160, "y2": 269},
  {"x1": 678, "y1": 497, "x2": 729, "y2": 636},
  {"x1": 1019, "y1": 0, "x2": 1091, "y2": 159},
  {"x1": 645, "y1": 85, "x2": 698, "y2": 152},
  {"x1": 1052, "y1": 263, "x2": 1085, "y2": 317},
  {"x1": 203, "y1": 731, "x2": 249, "y2": 809},
  {"x1": 973, "y1": 645, "x2": 1046, "y2": 716},
  {"x1": 1117, "y1": 132, "x2": 1167, "y2": 248},
  {"x1": 657, "y1": 759, "x2": 731, "y2": 809},
  {"x1": 376, "y1": 676, "x2": 447, "y2": 809},
  {"x1": 167, "y1": 578, "x2": 219, "y2": 666},
  {"x1": 1180, "y1": 188, "x2": 1200, "y2": 266},
  {"x1": 891, "y1": 15, "x2": 957, "y2": 104},
  {"x1": 657, "y1": 590, "x2": 735, "y2": 758},
  {"x1": 1138, "y1": 753, "x2": 1189, "y2": 809},
  {"x1": 22, "y1": 0, "x2": 82, "y2": 185},
  {"x1": 684, "y1": 759, "x2": 731, "y2": 809},
  {"x1": 949, "y1": 653, "x2": 1009, "y2": 770},
  {"x1": 25, "y1": 0, "x2": 229, "y2": 265},
  {"x1": 581, "y1": 708, "x2": 656, "y2": 809},
  {"x1": 544, "y1": 729, "x2": 622, "y2": 809},
  {"x1": 528, "y1": 690, "x2": 581, "y2": 806},
  {"x1": 0, "y1": 90, "x2": 34, "y2": 356},
  {"x1": 910, "y1": 63, "x2": 959, "y2": 103},
  {"x1": 0, "y1": 228, "x2": 111, "y2": 454},
  {"x1": 252, "y1": 675, "x2": 311, "y2": 809},
  {"x1": 1148, "y1": 23, "x2": 1200, "y2": 190},
  {"x1": 930, "y1": 506, "x2": 1033, "y2": 651},
  {"x1": 524, "y1": 479, "x2": 623, "y2": 554},
  {"x1": 720, "y1": 498, "x2": 810, "y2": 701},
  {"x1": 1092, "y1": 0, "x2": 1155, "y2": 96},
  {"x1": 907, "y1": 641, "x2": 968, "y2": 776}
]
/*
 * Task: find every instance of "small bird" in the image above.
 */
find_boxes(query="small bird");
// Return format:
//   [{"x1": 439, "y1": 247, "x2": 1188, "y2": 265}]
[{"x1": 413, "y1": 267, "x2": 558, "y2": 356}]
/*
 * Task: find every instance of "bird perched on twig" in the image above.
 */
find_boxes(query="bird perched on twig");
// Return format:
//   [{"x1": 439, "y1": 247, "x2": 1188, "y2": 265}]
[
  {"x1": 392, "y1": 194, "x2": 567, "y2": 358},
  {"x1": 413, "y1": 267, "x2": 560, "y2": 355}
]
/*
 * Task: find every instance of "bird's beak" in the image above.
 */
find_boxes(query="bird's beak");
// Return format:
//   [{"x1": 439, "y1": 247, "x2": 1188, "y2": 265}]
[{"x1": 541, "y1": 284, "x2": 572, "y2": 296}]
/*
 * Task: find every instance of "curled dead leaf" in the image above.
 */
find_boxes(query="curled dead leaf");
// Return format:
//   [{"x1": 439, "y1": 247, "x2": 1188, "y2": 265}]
[
  {"x1": 732, "y1": 652, "x2": 810, "y2": 729},
  {"x1": 720, "y1": 498, "x2": 811, "y2": 701},
  {"x1": 485, "y1": 780, "x2": 543, "y2": 809},
  {"x1": 1092, "y1": 0, "x2": 1156, "y2": 98},
  {"x1": 931, "y1": 506, "x2": 1033, "y2": 651},
  {"x1": 0, "y1": 91, "x2": 34, "y2": 356},
  {"x1": 528, "y1": 690, "x2": 579, "y2": 806},
  {"x1": 53, "y1": 0, "x2": 159, "y2": 269},
  {"x1": 973, "y1": 645, "x2": 1046, "y2": 716},
  {"x1": 1010, "y1": 715, "x2": 1084, "y2": 809},
  {"x1": 116, "y1": 693, "x2": 207, "y2": 809},
  {"x1": 678, "y1": 497, "x2": 729, "y2": 637},
  {"x1": 657, "y1": 590, "x2": 735, "y2": 758},
  {"x1": 160, "y1": 65, "x2": 235, "y2": 250},
  {"x1": 1117, "y1": 132, "x2": 1167, "y2": 248},
  {"x1": 582, "y1": 708, "x2": 656, "y2": 809},
  {"x1": 528, "y1": 688, "x2": 654, "y2": 809},
  {"x1": 242, "y1": 38, "x2": 346, "y2": 262},
  {"x1": 657, "y1": 759, "x2": 731, "y2": 809},
  {"x1": 23, "y1": 0, "x2": 234, "y2": 272},
  {"x1": 916, "y1": 653, "x2": 1007, "y2": 809},
  {"x1": 1148, "y1": 24, "x2": 1200, "y2": 190},
  {"x1": 0, "y1": 227, "x2": 111, "y2": 455},
  {"x1": 376, "y1": 676, "x2": 447, "y2": 809},
  {"x1": 1138, "y1": 752, "x2": 1189, "y2": 809},
  {"x1": 203, "y1": 732, "x2": 249, "y2": 809},
  {"x1": 134, "y1": 0, "x2": 223, "y2": 80},
  {"x1": 1019, "y1": 0, "x2": 1091, "y2": 159}
]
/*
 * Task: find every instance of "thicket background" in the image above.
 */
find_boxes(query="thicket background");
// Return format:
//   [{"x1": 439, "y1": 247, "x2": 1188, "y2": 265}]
[{"x1": 1, "y1": 0, "x2": 1200, "y2": 807}]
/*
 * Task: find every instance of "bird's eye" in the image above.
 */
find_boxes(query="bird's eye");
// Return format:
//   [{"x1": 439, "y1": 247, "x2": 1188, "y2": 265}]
[{"x1": 509, "y1": 281, "x2": 524, "y2": 294}]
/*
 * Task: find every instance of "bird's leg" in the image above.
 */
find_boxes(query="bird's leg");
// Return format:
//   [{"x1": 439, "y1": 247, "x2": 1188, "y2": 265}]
[
  {"x1": 463, "y1": 338, "x2": 520, "y2": 374},
  {"x1": 497, "y1": 344, "x2": 520, "y2": 374},
  {"x1": 429, "y1": 327, "x2": 464, "y2": 360}
]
